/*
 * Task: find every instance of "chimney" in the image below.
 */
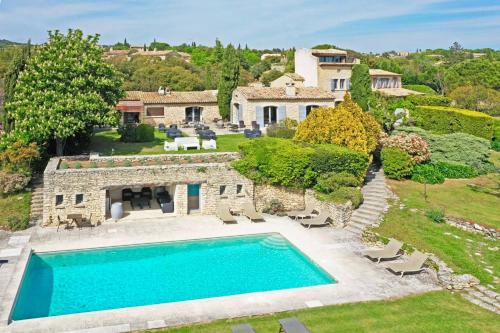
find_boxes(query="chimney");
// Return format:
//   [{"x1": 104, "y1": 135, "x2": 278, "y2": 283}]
[
  {"x1": 285, "y1": 82, "x2": 296, "y2": 96},
  {"x1": 164, "y1": 87, "x2": 171, "y2": 95},
  {"x1": 158, "y1": 86, "x2": 165, "y2": 95}
]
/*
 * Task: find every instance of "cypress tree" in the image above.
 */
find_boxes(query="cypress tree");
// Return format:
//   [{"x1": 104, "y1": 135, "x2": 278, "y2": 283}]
[
  {"x1": 217, "y1": 44, "x2": 240, "y2": 120},
  {"x1": 350, "y1": 64, "x2": 372, "y2": 111}
]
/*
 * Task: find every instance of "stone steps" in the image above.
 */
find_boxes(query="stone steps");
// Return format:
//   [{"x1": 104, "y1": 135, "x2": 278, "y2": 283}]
[
  {"x1": 461, "y1": 285, "x2": 500, "y2": 314},
  {"x1": 29, "y1": 177, "x2": 44, "y2": 222}
]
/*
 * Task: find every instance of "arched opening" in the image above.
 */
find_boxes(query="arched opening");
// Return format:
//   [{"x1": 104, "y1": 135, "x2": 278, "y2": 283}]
[{"x1": 185, "y1": 106, "x2": 203, "y2": 123}]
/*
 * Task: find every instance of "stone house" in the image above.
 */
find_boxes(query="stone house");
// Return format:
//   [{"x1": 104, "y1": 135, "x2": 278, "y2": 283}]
[
  {"x1": 295, "y1": 48, "x2": 360, "y2": 102},
  {"x1": 116, "y1": 89, "x2": 220, "y2": 126},
  {"x1": 231, "y1": 84, "x2": 336, "y2": 127},
  {"x1": 369, "y1": 69, "x2": 423, "y2": 97},
  {"x1": 270, "y1": 73, "x2": 305, "y2": 88},
  {"x1": 42, "y1": 153, "x2": 254, "y2": 225}
]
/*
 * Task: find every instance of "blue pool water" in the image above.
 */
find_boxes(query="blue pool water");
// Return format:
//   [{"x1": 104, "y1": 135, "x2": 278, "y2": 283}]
[{"x1": 12, "y1": 233, "x2": 335, "y2": 320}]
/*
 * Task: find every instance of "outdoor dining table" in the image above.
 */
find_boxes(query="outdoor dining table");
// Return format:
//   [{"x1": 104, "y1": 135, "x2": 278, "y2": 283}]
[{"x1": 66, "y1": 213, "x2": 83, "y2": 229}]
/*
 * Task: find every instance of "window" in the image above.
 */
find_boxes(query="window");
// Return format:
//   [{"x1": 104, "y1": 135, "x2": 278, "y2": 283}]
[
  {"x1": 306, "y1": 105, "x2": 319, "y2": 116},
  {"x1": 75, "y1": 194, "x2": 84, "y2": 205},
  {"x1": 331, "y1": 79, "x2": 338, "y2": 91},
  {"x1": 185, "y1": 106, "x2": 203, "y2": 122},
  {"x1": 318, "y1": 56, "x2": 345, "y2": 63},
  {"x1": 146, "y1": 107, "x2": 164, "y2": 117},
  {"x1": 219, "y1": 185, "x2": 226, "y2": 195},
  {"x1": 56, "y1": 195, "x2": 64, "y2": 206},
  {"x1": 263, "y1": 106, "x2": 277, "y2": 125},
  {"x1": 339, "y1": 79, "x2": 345, "y2": 90},
  {"x1": 236, "y1": 184, "x2": 243, "y2": 195}
]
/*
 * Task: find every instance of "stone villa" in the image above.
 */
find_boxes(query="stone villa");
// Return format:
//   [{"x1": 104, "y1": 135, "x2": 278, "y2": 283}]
[{"x1": 369, "y1": 69, "x2": 423, "y2": 97}]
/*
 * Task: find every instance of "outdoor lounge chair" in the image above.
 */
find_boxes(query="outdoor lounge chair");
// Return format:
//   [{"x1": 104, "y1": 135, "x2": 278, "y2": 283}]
[
  {"x1": 287, "y1": 206, "x2": 317, "y2": 220},
  {"x1": 231, "y1": 323, "x2": 256, "y2": 333},
  {"x1": 299, "y1": 212, "x2": 332, "y2": 229},
  {"x1": 363, "y1": 238, "x2": 403, "y2": 263},
  {"x1": 278, "y1": 317, "x2": 311, "y2": 333},
  {"x1": 242, "y1": 203, "x2": 265, "y2": 222},
  {"x1": 386, "y1": 250, "x2": 428, "y2": 277},
  {"x1": 216, "y1": 203, "x2": 237, "y2": 224},
  {"x1": 202, "y1": 139, "x2": 217, "y2": 150}
]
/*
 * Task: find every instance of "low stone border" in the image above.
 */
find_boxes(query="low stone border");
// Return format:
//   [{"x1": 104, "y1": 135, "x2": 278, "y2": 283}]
[{"x1": 445, "y1": 217, "x2": 499, "y2": 239}]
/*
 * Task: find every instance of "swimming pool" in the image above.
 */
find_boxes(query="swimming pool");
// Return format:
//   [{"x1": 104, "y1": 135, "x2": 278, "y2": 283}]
[{"x1": 12, "y1": 233, "x2": 335, "y2": 320}]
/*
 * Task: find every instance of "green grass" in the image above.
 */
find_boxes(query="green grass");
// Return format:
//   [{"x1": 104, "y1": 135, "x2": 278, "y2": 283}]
[
  {"x1": 374, "y1": 204, "x2": 499, "y2": 288},
  {"x1": 388, "y1": 174, "x2": 500, "y2": 229},
  {"x1": 145, "y1": 291, "x2": 498, "y2": 333},
  {"x1": 89, "y1": 129, "x2": 248, "y2": 156},
  {"x1": 0, "y1": 191, "x2": 31, "y2": 228}
]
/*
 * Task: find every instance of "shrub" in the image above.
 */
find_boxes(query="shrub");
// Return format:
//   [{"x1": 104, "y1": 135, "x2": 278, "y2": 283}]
[
  {"x1": 60, "y1": 162, "x2": 69, "y2": 169},
  {"x1": 135, "y1": 124, "x2": 155, "y2": 142},
  {"x1": 266, "y1": 119, "x2": 297, "y2": 139},
  {"x1": 381, "y1": 147, "x2": 414, "y2": 180},
  {"x1": 403, "y1": 85, "x2": 437, "y2": 95},
  {"x1": 317, "y1": 186, "x2": 363, "y2": 208},
  {"x1": 426, "y1": 208, "x2": 445, "y2": 223},
  {"x1": 0, "y1": 140, "x2": 40, "y2": 173},
  {"x1": 380, "y1": 132, "x2": 431, "y2": 163},
  {"x1": 118, "y1": 123, "x2": 137, "y2": 142},
  {"x1": 294, "y1": 94, "x2": 380, "y2": 153},
  {"x1": 434, "y1": 161, "x2": 478, "y2": 179},
  {"x1": 0, "y1": 171, "x2": 31, "y2": 194},
  {"x1": 123, "y1": 160, "x2": 132, "y2": 167},
  {"x1": 74, "y1": 162, "x2": 81, "y2": 169},
  {"x1": 411, "y1": 164, "x2": 445, "y2": 184},
  {"x1": 406, "y1": 94, "x2": 451, "y2": 106},
  {"x1": 90, "y1": 161, "x2": 98, "y2": 168},
  {"x1": 7, "y1": 216, "x2": 30, "y2": 231},
  {"x1": 314, "y1": 172, "x2": 361, "y2": 194},
  {"x1": 492, "y1": 118, "x2": 500, "y2": 152},
  {"x1": 106, "y1": 160, "x2": 115, "y2": 167},
  {"x1": 411, "y1": 106, "x2": 494, "y2": 140},
  {"x1": 448, "y1": 85, "x2": 500, "y2": 116},
  {"x1": 310, "y1": 145, "x2": 369, "y2": 181},
  {"x1": 394, "y1": 127, "x2": 492, "y2": 173},
  {"x1": 262, "y1": 199, "x2": 285, "y2": 215}
]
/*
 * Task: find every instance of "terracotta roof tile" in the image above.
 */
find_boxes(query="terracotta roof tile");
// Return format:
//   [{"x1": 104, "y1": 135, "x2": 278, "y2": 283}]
[
  {"x1": 369, "y1": 69, "x2": 402, "y2": 76},
  {"x1": 124, "y1": 90, "x2": 217, "y2": 104},
  {"x1": 235, "y1": 87, "x2": 335, "y2": 100}
]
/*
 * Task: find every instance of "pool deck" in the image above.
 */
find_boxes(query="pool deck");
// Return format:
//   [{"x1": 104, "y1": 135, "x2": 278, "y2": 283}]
[{"x1": 0, "y1": 214, "x2": 440, "y2": 333}]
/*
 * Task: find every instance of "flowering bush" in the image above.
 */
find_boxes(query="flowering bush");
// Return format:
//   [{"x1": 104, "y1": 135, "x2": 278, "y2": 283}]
[
  {"x1": 380, "y1": 133, "x2": 430, "y2": 163},
  {"x1": 0, "y1": 171, "x2": 31, "y2": 194}
]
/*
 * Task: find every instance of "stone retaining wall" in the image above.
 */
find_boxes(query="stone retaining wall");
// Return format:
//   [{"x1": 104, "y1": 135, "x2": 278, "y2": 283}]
[
  {"x1": 305, "y1": 189, "x2": 353, "y2": 227},
  {"x1": 254, "y1": 185, "x2": 305, "y2": 211}
]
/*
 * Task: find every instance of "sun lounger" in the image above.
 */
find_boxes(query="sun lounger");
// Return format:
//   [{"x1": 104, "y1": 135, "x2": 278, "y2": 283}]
[
  {"x1": 164, "y1": 141, "x2": 178, "y2": 151},
  {"x1": 202, "y1": 139, "x2": 217, "y2": 150},
  {"x1": 242, "y1": 202, "x2": 265, "y2": 222},
  {"x1": 287, "y1": 207, "x2": 317, "y2": 220},
  {"x1": 231, "y1": 323, "x2": 256, "y2": 333},
  {"x1": 216, "y1": 203, "x2": 237, "y2": 224},
  {"x1": 279, "y1": 317, "x2": 311, "y2": 333},
  {"x1": 363, "y1": 238, "x2": 403, "y2": 263},
  {"x1": 299, "y1": 212, "x2": 332, "y2": 229},
  {"x1": 386, "y1": 250, "x2": 428, "y2": 277}
]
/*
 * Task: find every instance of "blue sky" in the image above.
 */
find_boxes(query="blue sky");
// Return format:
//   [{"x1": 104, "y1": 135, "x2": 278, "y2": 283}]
[{"x1": 0, "y1": 0, "x2": 499, "y2": 52}]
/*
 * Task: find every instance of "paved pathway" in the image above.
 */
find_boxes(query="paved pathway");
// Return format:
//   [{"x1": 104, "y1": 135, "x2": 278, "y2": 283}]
[{"x1": 345, "y1": 166, "x2": 388, "y2": 235}]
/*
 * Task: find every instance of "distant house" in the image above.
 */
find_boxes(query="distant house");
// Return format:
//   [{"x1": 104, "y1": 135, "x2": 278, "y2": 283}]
[
  {"x1": 295, "y1": 48, "x2": 360, "y2": 102},
  {"x1": 103, "y1": 48, "x2": 192, "y2": 62},
  {"x1": 369, "y1": 69, "x2": 423, "y2": 97},
  {"x1": 116, "y1": 88, "x2": 220, "y2": 126},
  {"x1": 270, "y1": 73, "x2": 305, "y2": 88},
  {"x1": 260, "y1": 53, "x2": 284, "y2": 61},
  {"x1": 231, "y1": 83, "x2": 336, "y2": 127}
]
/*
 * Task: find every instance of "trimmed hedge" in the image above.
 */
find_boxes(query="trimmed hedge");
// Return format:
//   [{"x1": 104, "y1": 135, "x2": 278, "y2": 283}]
[
  {"x1": 406, "y1": 95, "x2": 451, "y2": 106},
  {"x1": 412, "y1": 106, "x2": 494, "y2": 140},
  {"x1": 411, "y1": 164, "x2": 445, "y2": 184},
  {"x1": 381, "y1": 147, "x2": 414, "y2": 180},
  {"x1": 411, "y1": 162, "x2": 478, "y2": 184},
  {"x1": 310, "y1": 144, "x2": 370, "y2": 181},
  {"x1": 118, "y1": 123, "x2": 155, "y2": 142},
  {"x1": 314, "y1": 172, "x2": 362, "y2": 194}
]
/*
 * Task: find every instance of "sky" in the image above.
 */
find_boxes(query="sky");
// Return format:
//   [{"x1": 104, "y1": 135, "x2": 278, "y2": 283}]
[{"x1": 0, "y1": 0, "x2": 499, "y2": 52}]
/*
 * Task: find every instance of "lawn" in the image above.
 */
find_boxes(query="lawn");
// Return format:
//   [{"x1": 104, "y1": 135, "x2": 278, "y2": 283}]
[
  {"x1": 387, "y1": 173, "x2": 500, "y2": 229},
  {"x1": 374, "y1": 204, "x2": 499, "y2": 288},
  {"x1": 0, "y1": 191, "x2": 31, "y2": 229},
  {"x1": 146, "y1": 291, "x2": 499, "y2": 333},
  {"x1": 89, "y1": 129, "x2": 248, "y2": 156}
]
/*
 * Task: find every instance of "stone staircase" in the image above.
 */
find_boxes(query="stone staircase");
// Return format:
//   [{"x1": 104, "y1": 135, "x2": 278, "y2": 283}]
[
  {"x1": 29, "y1": 176, "x2": 44, "y2": 225},
  {"x1": 345, "y1": 166, "x2": 388, "y2": 235},
  {"x1": 462, "y1": 285, "x2": 500, "y2": 314}
]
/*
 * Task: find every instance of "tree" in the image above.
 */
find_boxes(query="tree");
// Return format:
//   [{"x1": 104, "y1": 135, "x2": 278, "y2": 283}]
[
  {"x1": 213, "y1": 38, "x2": 224, "y2": 63},
  {"x1": 350, "y1": 64, "x2": 372, "y2": 111},
  {"x1": 217, "y1": 44, "x2": 240, "y2": 120},
  {"x1": 3, "y1": 40, "x2": 31, "y2": 132},
  {"x1": 261, "y1": 69, "x2": 283, "y2": 86},
  {"x1": 444, "y1": 59, "x2": 500, "y2": 92},
  {"x1": 7, "y1": 29, "x2": 124, "y2": 155},
  {"x1": 448, "y1": 85, "x2": 500, "y2": 116}
]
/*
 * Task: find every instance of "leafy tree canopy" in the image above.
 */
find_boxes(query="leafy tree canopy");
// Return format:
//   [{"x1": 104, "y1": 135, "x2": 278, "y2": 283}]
[
  {"x1": 350, "y1": 64, "x2": 372, "y2": 111},
  {"x1": 217, "y1": 44, "x2": 240, "y2": 120}
]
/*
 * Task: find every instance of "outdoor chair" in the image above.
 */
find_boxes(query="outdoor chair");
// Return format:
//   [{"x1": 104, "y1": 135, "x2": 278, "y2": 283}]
[
  {"x1": 242, "y1": 202, "x2": 265, "y2": 222},
  {"x1": 287, "y1": 206, "x2": 318, "y2": 220},
  {"x1": 216, "y1": 120, "x2": 225, "y2": 129},
  {"x1": 278, "y1": 317, "x2": 311, "y2": 333},
  {"x1": 166, "y1": 128, "x2": 182, "y2": 139},
  {"x1": 202, "y1": 139, "x2": 217, "y2": 150},
  {"x1": 231, "y1": 323, "x2": 256, "y2": 333},
  {"x1": 122, "y1": 188, "x2": 133, "y2": 202},
  {"x1": 164, "y1": 141, "x2": 178, "y2": 151},
  {"x1": 299, "y1": 212, "x2": 332, "y2": 229},
  {"x1": 386, "y1": 250, "x2": 429, "y2": 277},
  {"x1": 239, "y1": 120, "x2": 245, "y2": 128},
  {"x1": 199, "y1": 129, "x2": 216, "y2": 140},
  {"x1": 363, "y1": 238, "x2": 403, "y2": 263},
  {"x1": 216, "y1": 203, "x2": 237, "y2": 224},
  {"x1": 229, "y1": 124, "x2": 239, "y2": 132},
  {"x1": 158, "y1": 123, "x2": 166, "y2": 132},
  {"x1": 141, "y1": 187, "x2": 152, "y2": 200},
  {"x1": 56, "y1": 215, "x2": 70, "y2": 232}
]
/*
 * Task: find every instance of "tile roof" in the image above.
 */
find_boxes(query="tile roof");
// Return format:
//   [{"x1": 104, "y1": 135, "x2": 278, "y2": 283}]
[
  {"x1": 311, "y1": 48, "x2": 347, "y2": 55},
  {"x1": 374, "y1": 87, "x2": 424, "y2": 97},
  {"x1": 284, "y1": 73, "x2": 305, "y2": 81},
  {"x1": 369, "y1": 69, "x2": 402, "y2": 76},
  {"x1": 124, "y1": 90, "x2": 218, "y2": 104},
  {"x1": 235, "y1": 86, "x2": 336, "y2": 101}
]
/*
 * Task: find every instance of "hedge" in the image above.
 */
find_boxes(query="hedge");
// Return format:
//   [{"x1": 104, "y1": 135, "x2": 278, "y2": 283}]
[
  {"x1": 381, "y1": 147, "x2": 414, "y2": 180},
  {"x1": 492, "y1": 118, "x2": 500, "y2": 151},
  {"x1": 403, "y1": 85, "x2": 437, "y2": 95},
  {"x1": 406, "y1": 94, "x2": 451, "y2": 106},
  {"x1": 310, "y1": 144, "x2": 370, "y2": 181},
  {"x1": 412, "y1": 106, "x2": 494, "y2": 140}
]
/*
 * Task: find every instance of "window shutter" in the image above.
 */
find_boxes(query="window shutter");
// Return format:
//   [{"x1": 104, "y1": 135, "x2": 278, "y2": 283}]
[
  {"x1": 256, "y1": 106, "x2": 264, "y2": 127},
  {"x1": 277, "y1": 105, "x2": 286, "y2": 122},
  {"x1": 346, "y1": 79, "x2": 351, "y2": 90},
  {"x1": 299, "y1": 105, "x2": 307, "y2": 121}
]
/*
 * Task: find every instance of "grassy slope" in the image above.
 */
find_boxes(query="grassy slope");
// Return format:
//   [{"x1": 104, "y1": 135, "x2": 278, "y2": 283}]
[
  {"x1": 147, "y1": 291, "x2": 498, "y2": 333},
  {"x1": 89, "y1": 129, "x2": 247, "y2": 156},
  {"x1": 388, "y1": 174, "x2": 500, "y2": 229},
  {"x1": 0, "y1": 191, "x2": 31, "y2": 228}
]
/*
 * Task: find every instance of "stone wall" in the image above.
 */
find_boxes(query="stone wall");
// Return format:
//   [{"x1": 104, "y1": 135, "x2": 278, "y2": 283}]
[
  {"x1": 141, "y1": 103, "x2": 220, "y2": 126},
  {"x1": 254, "y1": 185, "x2": 305, "y2": 211},
  {"x1": 43, "y1": 154, "x2": 253, "y2": 226},
  {"x1": 304, "y1": 189, "x2": 352, "y2": 227}
]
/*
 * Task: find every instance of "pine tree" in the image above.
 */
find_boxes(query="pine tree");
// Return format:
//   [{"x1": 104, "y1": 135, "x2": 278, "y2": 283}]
[
  {"x1": 217, "y1": 44, "x2": 240, "y2": 120},
  {"x1": 3, "y1": 40, "x2": 31, "y2": 132},
  {"x1": 350, "y1": 64, "x2": 372, "y2": 111}
]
